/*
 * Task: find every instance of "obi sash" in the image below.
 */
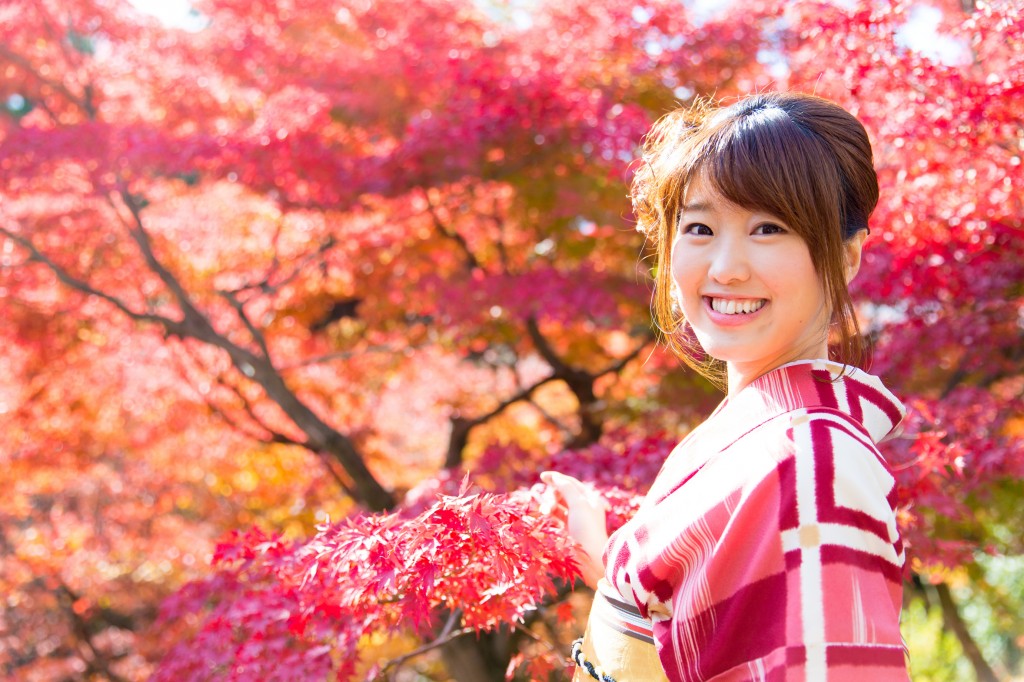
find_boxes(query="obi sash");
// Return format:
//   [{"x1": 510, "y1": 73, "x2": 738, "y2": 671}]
[{"x1": 572, "y1": 580, "x2": 668, "y2": 682}]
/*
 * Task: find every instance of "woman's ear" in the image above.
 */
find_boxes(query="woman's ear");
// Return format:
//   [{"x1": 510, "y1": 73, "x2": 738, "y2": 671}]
[{"x1": 844, "y1": 230, "x2": 868, "y2": 283}]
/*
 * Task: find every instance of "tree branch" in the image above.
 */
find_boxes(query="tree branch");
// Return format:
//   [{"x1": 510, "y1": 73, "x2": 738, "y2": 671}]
[
  {"x1": 525, "y1": 316, "x2": 568, "y2": 374},
  {"x1": 169, "y1": 345, "x2": 301, "y2": 448},
  {"x1": 597, "y1": 332, "x2": 655, "y2": 379},
  {"x1": 526, "y1": 316, "x2": 654, "y2": 383},
  {"x1": 479, "y1": 188, "x2": 510, "y2": 275},
  {"x1": 8, "y1": 0, "x2": 98, "y2": 119},
  {"x1": 119, "y1": 191, "x2": 228, "y2": 342},
  {"x1": 491, "y1": 201, "x2": 510, "y2": 274},
  {"x1": 114, "y1": 190, "x2": 394, "y2": 509},
  {"x1": 280, "y1": 343, "x2": 423, "y2": 370},
  {"x1": 525, "y1": 318, "x2": 597, "y2": 443},
  {"x1": 444, "y1": 328, "x2": 654, "y2": 466},
  {"x1": 169, "y1": 339, "x2": 359, "y2": 499},
  {"x1": 445, "y1": 373, "x2": 560, "y2": 468},
  {"x1": 377, "y1": 612, "x2": 473, "y2": 681},
  {"x1": 424, "y1": 190, "x2": 482, "y2": 271},
  {"x1": 5, "y1": 199, "x2": 394, "y2": 510},
  {"x1": 0, "y1": 44, "x2": 90, "y2": 114},
  {"x1": 218, "y1": 288, "x2": 271, "y2": 359},
  {"x1": 525, "y1": 397, "x2": 574, "y2": 438},
  {"x1": 0, "y1": 226, "x2": 178, "y2": 330},
  {"x1": 56, "y1": 583, "x2": 131, "y2": 682},
  {"x1": 223, "y1": 236, "x2": 336, "y2": 301}
]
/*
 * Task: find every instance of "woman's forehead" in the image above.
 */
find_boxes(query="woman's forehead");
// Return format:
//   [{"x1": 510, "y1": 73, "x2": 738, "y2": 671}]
[
  {"x1": 680, "y1": 174, "x2": 788, "y2": 223},
  {"x1": 680, "y1": 175, "x2": 733, "y2": 213},
  {"x1": 680, "y1": 173, "x2": 717, "y2": 207}
]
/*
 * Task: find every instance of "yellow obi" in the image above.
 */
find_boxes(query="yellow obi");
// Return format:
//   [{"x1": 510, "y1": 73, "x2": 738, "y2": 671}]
[{"x1": 572, "y1": 579, "x2": 669, "y2": 682}]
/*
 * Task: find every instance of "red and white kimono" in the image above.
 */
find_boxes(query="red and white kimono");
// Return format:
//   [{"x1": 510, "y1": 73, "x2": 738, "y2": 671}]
[{"x1": 600, "y1": 359, "x2": 909, "y2": 682}]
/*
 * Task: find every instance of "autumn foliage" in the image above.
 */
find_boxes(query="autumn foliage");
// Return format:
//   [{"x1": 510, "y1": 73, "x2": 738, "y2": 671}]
[{"x1": 1, "y1": 0, "x2": 1022, "y2": 680}]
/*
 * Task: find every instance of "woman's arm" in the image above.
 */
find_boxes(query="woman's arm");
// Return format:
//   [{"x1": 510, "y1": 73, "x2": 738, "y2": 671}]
[{"x1": 540, "y1": 471, "x2": 609, "y2": 588}]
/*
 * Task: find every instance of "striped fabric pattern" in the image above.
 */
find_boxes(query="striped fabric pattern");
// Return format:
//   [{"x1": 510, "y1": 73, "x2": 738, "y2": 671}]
[
  {"x1": 592, "y1": 579, "x2": 656, "y2": 645},
  {"x1": 603, "y1": 360, "x2": 909, "y2": 682}
]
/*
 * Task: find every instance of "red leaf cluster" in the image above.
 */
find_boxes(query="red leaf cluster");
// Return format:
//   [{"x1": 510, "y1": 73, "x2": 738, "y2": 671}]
[{"x1": 152, "y1": 486, "x2": 580, "y2": 680}]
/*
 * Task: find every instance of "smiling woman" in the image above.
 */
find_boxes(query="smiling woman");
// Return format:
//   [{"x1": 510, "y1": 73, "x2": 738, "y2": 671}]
[
  {"x1": 640, "y1": 94, "x2": 879, "y2": 391},
  {"x1": 544, "y1": 93, "x2": 911, "y2": 682}
]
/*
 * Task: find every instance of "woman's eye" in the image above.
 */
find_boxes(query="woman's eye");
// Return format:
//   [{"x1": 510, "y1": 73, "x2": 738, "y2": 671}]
[
  {"x1": 683, "y1": 223, "x2": 713, "y2": 236},
  {"x1": 754, "y1": 223, "x2": 786, "y2": 235}
]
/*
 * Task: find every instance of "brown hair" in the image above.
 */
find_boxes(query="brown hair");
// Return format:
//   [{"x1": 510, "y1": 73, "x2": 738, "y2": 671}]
[{"x1": 631, "y1": 92, "x2": 878, "y2": 386}]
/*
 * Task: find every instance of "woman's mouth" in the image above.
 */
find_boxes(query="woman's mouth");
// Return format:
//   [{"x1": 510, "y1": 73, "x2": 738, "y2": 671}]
[{"x1": 706, "y1": 297, "x2": 767, "y2": 315}]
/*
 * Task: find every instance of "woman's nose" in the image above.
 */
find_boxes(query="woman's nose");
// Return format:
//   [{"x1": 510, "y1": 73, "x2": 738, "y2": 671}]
[{"x1": 707, "y1": 241, "x2": 751, "y2": 284}]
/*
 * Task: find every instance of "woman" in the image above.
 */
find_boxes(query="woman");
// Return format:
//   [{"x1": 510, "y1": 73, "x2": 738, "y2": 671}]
[{"x1": 543, "y1": 93, "x2": 910, "y2": 681}]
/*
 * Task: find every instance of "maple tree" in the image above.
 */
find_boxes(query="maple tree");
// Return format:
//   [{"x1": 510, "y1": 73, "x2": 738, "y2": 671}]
[{"x1": 0, "y1": 0, "x2": 1021, "y2": 680}]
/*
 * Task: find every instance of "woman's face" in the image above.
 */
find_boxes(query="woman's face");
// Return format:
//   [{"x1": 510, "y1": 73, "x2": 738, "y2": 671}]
[{"x1": 671, "y1": 175, "x2": 830, "y2": 385}]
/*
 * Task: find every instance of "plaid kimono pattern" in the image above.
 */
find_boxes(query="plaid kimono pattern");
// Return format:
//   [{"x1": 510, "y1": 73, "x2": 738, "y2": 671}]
[{"x1": 603, "y1": 360, "x2": 909, "y2": 682}]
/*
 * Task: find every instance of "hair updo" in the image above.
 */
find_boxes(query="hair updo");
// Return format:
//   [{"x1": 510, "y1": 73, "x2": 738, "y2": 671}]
[{"x1": 631, "y1": 92, "x2": 879, "y2": 384}]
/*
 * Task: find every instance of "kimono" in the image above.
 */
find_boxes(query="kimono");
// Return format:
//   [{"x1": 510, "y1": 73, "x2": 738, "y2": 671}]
[{"x1": 579, "y1": 360, "x2": 909, "y2": 682}]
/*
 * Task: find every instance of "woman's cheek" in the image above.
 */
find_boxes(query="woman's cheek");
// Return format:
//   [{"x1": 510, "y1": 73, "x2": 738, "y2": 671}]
[{"x1": 670, "y1": 246, "x2": 694, "y2": 289}]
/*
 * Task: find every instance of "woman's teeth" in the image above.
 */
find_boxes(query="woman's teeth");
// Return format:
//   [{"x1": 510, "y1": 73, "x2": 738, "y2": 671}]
[{"x1": 710, "y1": 298, "x2": 766, "y2": 315}]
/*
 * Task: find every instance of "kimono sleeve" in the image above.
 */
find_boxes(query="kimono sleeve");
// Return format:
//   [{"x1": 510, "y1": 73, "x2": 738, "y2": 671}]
[{"x1": 771, "y1": 411, "x2": 909, "y2": 681}]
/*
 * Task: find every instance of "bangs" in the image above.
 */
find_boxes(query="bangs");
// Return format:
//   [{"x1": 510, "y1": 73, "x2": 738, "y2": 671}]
[{"x1": 690, "y1": 104, "x2": 842, "y2": 244}]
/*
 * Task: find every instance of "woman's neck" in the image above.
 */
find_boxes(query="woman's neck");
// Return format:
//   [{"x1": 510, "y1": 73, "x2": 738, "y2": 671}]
[{"x1": 726, "y1": 341, "x2": 830, "y2": 395}]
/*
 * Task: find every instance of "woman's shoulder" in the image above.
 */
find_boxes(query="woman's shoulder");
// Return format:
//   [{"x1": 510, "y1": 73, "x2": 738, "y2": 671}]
[
  {"x1": 739, "y1": 359, "x2": 906, "y2": 447},
  {"x1": 705, "y1": 408, "x2": 885, "y2": 490}
]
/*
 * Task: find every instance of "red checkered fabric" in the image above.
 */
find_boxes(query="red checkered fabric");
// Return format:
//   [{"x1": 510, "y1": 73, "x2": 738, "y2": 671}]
[{"x1": 603, "y1": 360, "x2": 909, "y2": 681}]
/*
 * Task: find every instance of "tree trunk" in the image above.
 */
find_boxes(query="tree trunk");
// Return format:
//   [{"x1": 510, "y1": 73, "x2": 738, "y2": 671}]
[
  {"x1": 441, "y1": 630, "x2": 509, "y2": 682},
  {"x1": 445, "y1": 416, "x2": 474, "y2": 469},
  {"x1": 934, "y1": 582, "x2": 998, "y2": 682}
]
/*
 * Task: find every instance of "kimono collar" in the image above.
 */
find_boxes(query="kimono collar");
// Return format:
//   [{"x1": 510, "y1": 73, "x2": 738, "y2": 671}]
[{"x1": 725, "y1": 359, "x2": 906, "y2": 444}]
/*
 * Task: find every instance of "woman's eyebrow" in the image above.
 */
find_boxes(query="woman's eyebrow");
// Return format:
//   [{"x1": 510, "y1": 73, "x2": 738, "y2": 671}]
[{"x1": 681, "y1": 201, "x2": 712, "y2": 213}]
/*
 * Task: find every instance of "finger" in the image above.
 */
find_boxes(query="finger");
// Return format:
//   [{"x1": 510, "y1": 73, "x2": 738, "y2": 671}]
[
  {"x1": 541, "y1": 472, "x2": 607, "y2": 514},
  {"x1": 540, "y1": 470, "x2": 577, "y2": 487},
  {"x1": 542, "y1": 471, "x2": 587, "y2": 496},
  {"x1": 540, "y1": 472, "x2": 577, "y2": 503}
]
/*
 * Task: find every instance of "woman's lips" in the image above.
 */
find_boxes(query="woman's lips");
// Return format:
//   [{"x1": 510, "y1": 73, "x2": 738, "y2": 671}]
[{"x1": 702, "y1": 296, "x2": 768, "y2": 326}]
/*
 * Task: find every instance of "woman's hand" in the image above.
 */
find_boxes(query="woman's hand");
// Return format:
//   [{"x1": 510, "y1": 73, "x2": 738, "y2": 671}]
[{"x1": 540, "y1": 471, "x2": 609, "y2": 588}]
